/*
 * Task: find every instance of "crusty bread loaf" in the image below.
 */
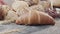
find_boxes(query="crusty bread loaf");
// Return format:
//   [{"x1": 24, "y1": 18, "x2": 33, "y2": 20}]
[
  {"x1": 16, "y1": 10, "x2": 55, "y2": 25},
  {"x1": 12, "y1": 1, "x2": 29, "y2": 12},
  {"x1": 12, "y1": 1, "x2": 29, "y2": 16}
]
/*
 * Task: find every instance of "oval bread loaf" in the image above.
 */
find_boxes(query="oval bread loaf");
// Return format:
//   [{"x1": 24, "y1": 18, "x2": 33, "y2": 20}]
[{"x1": 16, "y1": 10, "x2": 55, "y2": 25}]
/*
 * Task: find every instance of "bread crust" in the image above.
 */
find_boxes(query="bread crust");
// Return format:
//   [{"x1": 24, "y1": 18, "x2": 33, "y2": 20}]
[{"x1": 16, "y1": 10, "x2": 55, "y2": 25}]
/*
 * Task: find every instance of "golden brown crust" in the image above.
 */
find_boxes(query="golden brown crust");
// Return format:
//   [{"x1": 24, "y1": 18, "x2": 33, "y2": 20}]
[{"x1": 16, "y1": 10, "x2": 55, "y2": 25}]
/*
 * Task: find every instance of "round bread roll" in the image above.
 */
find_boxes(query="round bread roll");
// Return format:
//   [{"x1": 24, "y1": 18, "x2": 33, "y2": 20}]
[
  {"x1": 12, "y1": 1, "x2": 29, "y2": 16},
  {"x1": 12, "y1": 1, "x2": 29, "y2": 12},
  {"x1": 16, "y1": 10, "x2": 55, "y2": 25}
]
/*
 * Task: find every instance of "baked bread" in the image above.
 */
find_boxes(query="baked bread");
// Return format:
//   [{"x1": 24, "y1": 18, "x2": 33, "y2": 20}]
[
  {"x1": 12, "y1": 1, "x2": 29, "y2": 12},
  {"x1": 12, "y1": 1, "x2": 29, "y2": 16},
  {"x1": 16, "y1": 10, "x2": 55, "y2": 25}
]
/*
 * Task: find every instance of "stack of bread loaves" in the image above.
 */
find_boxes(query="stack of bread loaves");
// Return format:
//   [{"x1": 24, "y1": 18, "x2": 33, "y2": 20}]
[
  {"x1": 12, "y1": 0, "x2": 55, "y2": 25},
  {"x1": 0, "y1": 0, "x2": 56, "y2": 25}
]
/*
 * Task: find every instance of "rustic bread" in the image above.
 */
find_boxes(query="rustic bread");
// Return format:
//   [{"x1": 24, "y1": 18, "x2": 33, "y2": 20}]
[
  {"x1": 12, "y1": 1, "x2": 29, "y2": 12},
  {"x1": 12, "y1": 1, "x2": 29, "y2": 16},
  {"x1": 16, "y1": 10, "x2": 55, "y2": 25}
]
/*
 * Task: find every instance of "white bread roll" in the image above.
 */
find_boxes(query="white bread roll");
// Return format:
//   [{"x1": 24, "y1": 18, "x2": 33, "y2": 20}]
[
  {"x1": 12, "y1": 1, "x2": 29, "y2": 16},
  {"x1": 12, "y1": 1, "x2": 29, "y2": 12},
  {"x1": 16, "y1": 10, "x2": 55, "y2": 25}
]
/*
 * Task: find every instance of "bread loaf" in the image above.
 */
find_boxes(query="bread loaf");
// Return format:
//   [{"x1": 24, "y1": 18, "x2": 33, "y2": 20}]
[
  {"x1": 16, "y1": 10, "x2": 55, "y2": 25},
  {"x1": 12, "y1": 1, "x2": 29, "y2": 16},
  {"x1": 12, "y1": 1, "x2": 29, "y2": 12}
]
